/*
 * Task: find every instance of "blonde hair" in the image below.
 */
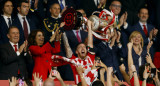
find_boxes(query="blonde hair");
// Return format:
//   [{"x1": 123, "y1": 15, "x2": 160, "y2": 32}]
[{"x1": 129, "y1": 31, "x2": 144, "y2": 47}]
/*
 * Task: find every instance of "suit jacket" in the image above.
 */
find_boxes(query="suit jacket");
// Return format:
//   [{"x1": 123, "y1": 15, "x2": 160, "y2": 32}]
[
  {"x1": 13, "y1": 15, "x2": 37, "y2": 45},
  {"x1": 65, "y1": 30, "x2": 88, "y2": 54},
  {"x1": 0, "y1": 43, "x2": 32, "y2": 80},
  {"x1": 121, "y1": 47, "x2": 147, "y2": 73},
  {"x1": 95, "y1": 41, "x2": 123, "y2": 80},
  {"x1": 0, "y1": 16, "x2": 15, "y2": 45}
]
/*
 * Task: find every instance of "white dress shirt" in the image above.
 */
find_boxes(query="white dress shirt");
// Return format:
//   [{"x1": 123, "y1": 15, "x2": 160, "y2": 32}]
[
  {"x1": 139, "y1": 21, "x2": 147, "y2": 31},
  {"x1": 139, "y1": 56, "x2": 142, "y2": 66},
  {"x1": 2, "y1": 15, "x2": 12, "y2": 28},
  {"x1": 17, "y1": 13, "x2": 30, "y2": 34},
  {"x1": 115, "y1": 16, "x2": 119, "y2": 22}
]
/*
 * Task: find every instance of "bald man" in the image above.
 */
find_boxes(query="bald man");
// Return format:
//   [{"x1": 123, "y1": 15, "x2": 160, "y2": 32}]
[{"x1": 43, "y1": 78, "x2": 55, "y2": 86}]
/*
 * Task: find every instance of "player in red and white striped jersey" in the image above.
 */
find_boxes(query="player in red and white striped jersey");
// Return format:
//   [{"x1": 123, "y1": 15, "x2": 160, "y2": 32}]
[{"x1": 62, "y1": 20, "x2": 97, "y2": 85}]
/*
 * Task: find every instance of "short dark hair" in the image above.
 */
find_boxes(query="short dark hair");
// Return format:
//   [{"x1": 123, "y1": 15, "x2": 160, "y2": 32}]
[
  {"x1": 110, "y1": 0, "x2": 121, "y2": 5},
  {"x1": 28, "y1": 29, "x2": 45, "y2": 46},
  {"x1": 138, "y1": 7, "x2": 148, "y2": 13},
  {"x1": 75, "y1": 42, "x2": 86, "y2": 51},
  {"x1": 17, "y1": 0, "x2": 28, "y2": 7},
  {"x1": 92, "y1": 80, "x2": 104, "y2": 86},
  {"x1": 8, "y1": 26, "x2": 19, "y2": 34},
  {"x1": 0, "y1": 0, "x2": 13, "y2": 14},
  {"x1": 50, "y1": 3, "x2": 60, "y2": 9}
]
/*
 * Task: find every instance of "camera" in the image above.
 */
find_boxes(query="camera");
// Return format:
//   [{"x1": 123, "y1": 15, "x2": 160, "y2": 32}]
[
  {"x1": 151, "y1": 68, "x2": 156, "y2": 78},
  {"x1": 51, "y1": 67, "x2": 57, "y2": 77}
]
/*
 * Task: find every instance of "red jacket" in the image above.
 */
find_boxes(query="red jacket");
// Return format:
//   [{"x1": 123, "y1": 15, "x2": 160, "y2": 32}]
[{"x1": 29, "y1": 42, "x2": 67, "y2": 80}]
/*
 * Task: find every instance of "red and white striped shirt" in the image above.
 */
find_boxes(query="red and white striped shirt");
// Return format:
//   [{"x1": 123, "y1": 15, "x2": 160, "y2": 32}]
[
  {"x1": 52, "y1": 52, "x2": 97, "y2": 85},
  {"x1": 69, "y1": 52, "x2": 96, "y2": 84}
]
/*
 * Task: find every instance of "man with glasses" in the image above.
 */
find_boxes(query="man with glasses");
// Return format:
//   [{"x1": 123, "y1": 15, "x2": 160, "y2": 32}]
[
  {"x1": 109, "y1": 0, "x2": 121, "y2": 25},
  {"x1": 108, "y1": 0, "x2": 129, "y2": 48}
]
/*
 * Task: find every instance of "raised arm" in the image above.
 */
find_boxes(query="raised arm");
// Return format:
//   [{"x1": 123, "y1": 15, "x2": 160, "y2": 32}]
[
  {"x1": 62, "y1": 32, "x2": 73, "y2": 58},
  {"x1": 130, "y1": 65, "x2": 140, "y2": 86},
  {"x1": 107, "y1": 67, "x2": 113, "y2": 86},
  {"x1": 127, "y1": 41, "x2": 140, "y2": 86},
  {"x1": 127, "y1": 40, "x2": 134, "y2": 68},
  {"x1": 146, "y1": 53, "x2": 156, "y2": 69},
  {"x1": 142, "y1": 66, "x2": 149, "y2": 86},
  {"x1": 119, "y1": 64, "x2": 130, "y2": 85},
  {"x1": 100, "y1": 68, "x2": 106, "y2": 86},
  {"x1": 87, "y1": 20, "x2": 93, "y2": 48}
]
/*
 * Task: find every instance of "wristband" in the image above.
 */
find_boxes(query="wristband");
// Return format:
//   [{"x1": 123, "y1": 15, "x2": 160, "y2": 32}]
[
  {"x1": 117, "y1": 41, "x2": 121, "y2": 44},
  {"x1": 86, "y1": 46, "x2": 95, "y2": 52},
  {"x1": 143, "y1": 78, "x2": 147, "y2": 81}
]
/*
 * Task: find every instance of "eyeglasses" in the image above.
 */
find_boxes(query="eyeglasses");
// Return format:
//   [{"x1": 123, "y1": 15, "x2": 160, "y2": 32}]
[{"x1": 111, "y1": 4, "x2": 121, "y2": 8}]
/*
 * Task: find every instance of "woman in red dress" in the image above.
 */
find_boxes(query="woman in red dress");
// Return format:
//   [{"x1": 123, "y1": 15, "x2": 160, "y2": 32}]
[{"x1": 28, "y1": 29, "x2": 66, "y2": 80}]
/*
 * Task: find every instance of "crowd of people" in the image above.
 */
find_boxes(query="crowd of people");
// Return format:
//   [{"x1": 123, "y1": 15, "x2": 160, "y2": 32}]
[{"x1": 0, "y1": 0, "x2": 160, "y2": 86}]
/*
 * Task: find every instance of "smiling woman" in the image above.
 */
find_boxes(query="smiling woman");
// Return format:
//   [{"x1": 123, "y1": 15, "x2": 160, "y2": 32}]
[
  {"x1": 28, "y1": 29, "x2": 68, "y2": 80},
  {"x1": 129, "y1": 31, "x2": 144, "y2": 48},
  {"x1": 127, "y1": 31, "x2": 147, "y2": 72}
]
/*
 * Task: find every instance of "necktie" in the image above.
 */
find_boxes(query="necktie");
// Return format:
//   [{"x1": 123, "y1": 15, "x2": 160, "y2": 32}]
[
  {"x1": 14, "y1": 44, "x2": 20, "y2": 74},
  {"x1": 143, "y1": 25, "x2": 148, "y2": 37},
  {"x1": 60, "y1": 0, "x2": 64, "y2": 10},
  {"x1": 116, "y1": 17, "x2": 119, "y2": 25},
  {"x1": 76, "y1": 30, "x2": 81, "y2": 43},
  {"x1": 7, "y1": 18, "x2": 12, "y2": 28},
  {"x1": 22, "y1": 17, "x2": 28, "y2": 40},
  {"x1": 13, "y1": 45, "x2": 18, "y2": 52}
]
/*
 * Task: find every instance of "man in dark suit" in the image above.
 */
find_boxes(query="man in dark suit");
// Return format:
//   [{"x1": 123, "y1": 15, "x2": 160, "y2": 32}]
[
  {"x1": 95, "y1": 28, "x2": 123, "y2": 80},
  {"x1": 0, "y1": 26, "x2": 32, "y2": 80},
  {"x1": 0, "y1": 0, "x2": 15, "y2": 45},
  {"x1": 13, "y1": 0, "x2": 37, "y2": 45},
  {"x1": 108, "y1": 0, "x2": 129, "y2": 48}
]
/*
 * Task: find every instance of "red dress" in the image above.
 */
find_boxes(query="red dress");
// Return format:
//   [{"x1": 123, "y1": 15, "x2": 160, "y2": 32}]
[{"x1": 29, "y1": 42, "x2": 67, "y2": 80}]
